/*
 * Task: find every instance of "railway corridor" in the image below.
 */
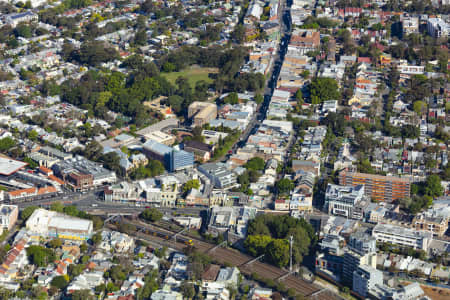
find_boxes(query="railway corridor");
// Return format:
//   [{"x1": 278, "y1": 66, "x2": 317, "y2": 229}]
[{"x1": 109, "y1": 219, "x2": 340, "y2": 300}]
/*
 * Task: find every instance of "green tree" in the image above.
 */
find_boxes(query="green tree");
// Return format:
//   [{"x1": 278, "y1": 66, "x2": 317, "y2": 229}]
[
  {"x1": 183, "y1": 179, "x2": 200, "y2": 193},
  {"x1": 244, "y1": 234, "x2": 273, "y2": 256},
  {"x1": 49, "y1": 238, "x2": 62, "y2": 249},
  {"x1": 91, "y1": 232, "x2": 102, "y2": 245},
  {"x1": 80, "y1": 243, "x2": 88, "y2": 253},
  {"x1": 276, "y1": 178, "x2": 294, "y2": 195},
  {"x1": 223, "y1": 92, "x2": 239, "y2": 104},
  {"x1": 134, "y1": 29, "x2": 147, "y2": 46},
  {"x1": 180, "y1": 281, "x2": 195, "y2": 299},
  {"x1": 424, "y1": 175, "x2": 443, "y2": 198},
  {"x1": 140, "y1": 208, "x2": 163, "y2": 222},
  {"x1": 309, "y1": 77, "x2": 340, "y2": 104},
  {"x1": 27, "y1": 129, "x2": 38, "y2": 141},
  {"x1": 244, "y1": 157, "x2": 265, "y2": 171},
  {"x1": 106, "y1": 282, "x2": 119, "y2": 293},
  {"x1": 23, "y1": 157, "x2": 38, "y2": 169},
  {"x1": 63, "y1": 205, "x2": 79, "y2": 217},
  {"x1": 14, "y1": 23, "x2": 32, "y2": 38},
  {"x1": 71, "y1": 289, "x2": 95, "y2": 300},
  {"x1": 413, "y1": 101, "x2": 427, "y2": 115},
  {"x1": 267, "y1": 239, "x2": 290, "y2": 267},
  {"x1": 0, "y1": 137, "x2": 16, "y2": 152},
  {"x1": 51, "y1": 276, "x2": 68, "y2": 289},
  {"x1": 295, "y1": 89, "x2": 303, "y2": 102},
  {"x1": 21, "y1": 206, "x2": 38, "y2": 221},
  {"x1": 50, "y1": 201, "x2": 64, "y2": 213},
  {"x1": 27, "y1": 245, "x2": 56, "y2": 267},
  {"x1": 254, "y1": 93, "x2": 264, "y2": 104}
]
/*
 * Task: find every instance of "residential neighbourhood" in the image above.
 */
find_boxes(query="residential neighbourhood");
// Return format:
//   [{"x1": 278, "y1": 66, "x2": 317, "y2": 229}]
[{"x1": 0, "y1": 0, "x2": 448, "y2": 299}]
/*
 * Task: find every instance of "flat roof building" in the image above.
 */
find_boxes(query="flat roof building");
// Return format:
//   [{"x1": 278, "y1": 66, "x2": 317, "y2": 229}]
[
  {"x1": 26, "y1": 209, "x2": 93, "y2": 241},
  {"x1": 198, "y1": 163, "x2": 237, "y2": 189},
  {"x1": 188, "y1": 102, "x2": 217, "y2": 127},
  {"x1": 372, "y1": 224, "x2": 432, "y2": 251},
  {"x1": 145, "y1": 130, "x2": 176, "y2": 145},
  {"x1": 143, "y1": 140, "x2": 193, "y2": 172},
  {"x1": 325, "y1": 184, "x2": 365, "y2": 219},
  {"x1": 353, "y1": 265, "x2": 383, "y2": 298},
  {"x1": 339, "y1": 171, "x2": 410, "y2": 202},
  {"x1": 39, "y1": 146, "x2": 72, "y2": 161},
  {"x1": 0, "y1": 156, "x2": 28, "y2": 176}
]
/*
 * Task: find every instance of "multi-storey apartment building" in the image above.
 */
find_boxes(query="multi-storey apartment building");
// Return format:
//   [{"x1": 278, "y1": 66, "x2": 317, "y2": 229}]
[
  {"x1": 372, "y1": 224, "x2": 432, "y2": 251},
  {"x1": 353, "y1": 265, "x2": 383, "y2": 298},
  {"x1": 325, "y1": 184, "x2": 365, "y2": 219},
  {"x1": 339, "y1": 171, "x2": 410, "y2": 202}
]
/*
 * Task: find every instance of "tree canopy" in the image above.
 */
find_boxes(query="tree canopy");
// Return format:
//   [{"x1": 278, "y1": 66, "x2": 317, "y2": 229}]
[
  {"x1": 245, "y1": 215, "x2": 315, "y2": 267},
  {"x1": 27, "y1": 245, "x2": 56, "y2": 267},
  {"x1": 183, "y1": 179, "x2": 200, "y2": 193},
  {"x1": 276, "y1": 178, "x2": 294, "y2": 195},
  {"x1": 244, "y1": 157, "x2": 265, "y2": 171},
  {"x1": 309, "y1": 77, "x2": 341, "y2": 104},
  {"x1": 140, "y1": 208, "x2": 163, "y2": 222}
]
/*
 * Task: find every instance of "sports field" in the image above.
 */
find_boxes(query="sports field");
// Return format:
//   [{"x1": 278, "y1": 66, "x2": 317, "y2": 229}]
[{"x1": 162, "y1": 67, "x2": 218, "y2": 88}]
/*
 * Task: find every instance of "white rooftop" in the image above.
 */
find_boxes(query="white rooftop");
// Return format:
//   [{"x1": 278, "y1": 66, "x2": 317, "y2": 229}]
[
  {"x1": 49, "y1": 216, "x2": 92, "y2": 232},
  {"x1": 0, "y1": 156, "x2": 27, "y2": 176}
]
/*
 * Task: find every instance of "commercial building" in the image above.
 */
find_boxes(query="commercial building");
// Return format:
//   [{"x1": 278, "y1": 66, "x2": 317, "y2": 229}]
[
  {"x1": 325, "y1": 184, "x2": 365, "y2": 219},
  {"x1": 353, "y1": 265, "x2": 383, "y2": 298},
  {"x1": 144, "y1": 130, "x2": 175, "y2": 145},
  {"x1": 0, "y1": 205, "x2": 18, "y2": 231},
  {"x1": 412, "y1": 214, "x2": 448, "y2": 237},
  {"x1": 171, "y1": 150, "x2": 194, "y2": 171},
  {"x1": 142, "y1": 140, "x2": 194, "y2": 172},
  {"x1": 188, "y1": 102, "x2": 217, "y2": 127},
  {"x1": 142, "y1": 139, "x2": 172, "y2": 163},
  {"x1": 290, "y1": 29, "x2": 320, "y2": 54},
  {"x1": 8, "y1": 185, "x2": 58, "y2": 201},
  {"x1": 372, "y1": 224, "x2": 432, "y2": 251},
  {"x1": 339, "y1": 171, "x2": 410, "y2": 202},
  {"x1": 66, "y1": 173, "x2": 93, "y2": 191},
  {"x1": 103, "y1": 182, "x2": 141, "y2": 203},
  {"x1": 26, "y1": 209, "x2": 93, "y2": 241},
  {"x1": 52, "y1": 156, "x2": 116, "y2": 189},
  {"x1": 39, "y1": 146, "x2": 72, "y2": 161},
  {"x1": 198, "y1": 163, "x2": 238, "y2": 189},
  {"x1": 183, "y1": 140, "x2": 214, "y2": 162},
  {"x1": 427, "y1": 18, "x2": 449, "y2": 38},
  {"x1": 0, "y1": 156, "x2": 28, "y2": 177},
  {"x1": 28, "y1": 152, "x2": 60, "y2": 168}
]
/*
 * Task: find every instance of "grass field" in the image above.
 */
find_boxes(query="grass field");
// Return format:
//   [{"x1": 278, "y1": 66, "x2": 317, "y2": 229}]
[{"x1": 162, "y1": 67, "x2": 218, "y2": 88}]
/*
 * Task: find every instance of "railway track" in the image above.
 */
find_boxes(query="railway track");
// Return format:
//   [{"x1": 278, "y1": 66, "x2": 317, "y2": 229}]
[{"x1": 108, "y1": 218, "x2": 339, "y2": 300}]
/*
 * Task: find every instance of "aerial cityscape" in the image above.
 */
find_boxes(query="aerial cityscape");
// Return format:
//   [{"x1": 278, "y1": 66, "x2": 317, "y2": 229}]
[{"x1": 0, "y1": 0, "x2": 448, "y2": 299}]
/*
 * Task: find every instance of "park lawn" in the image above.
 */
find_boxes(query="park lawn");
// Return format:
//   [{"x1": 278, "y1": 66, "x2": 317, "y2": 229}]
[{"x1": 162, "y1": 67, "x2": 218, "y2": 88}]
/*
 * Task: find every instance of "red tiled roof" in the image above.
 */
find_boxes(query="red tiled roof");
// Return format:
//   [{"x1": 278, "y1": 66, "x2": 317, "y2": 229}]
[
  {"x1": 39, "y1": 166, "x2": 52, "y2": 174},
  {"x1": 9, "y1": 187, "x2": 36, "y2": 197},
  {"x1": 37, "y1": 186, "x2": 57, "y2": 195},
  {"x1": 49, "y1": 175, "x2": 64, "y2": 185}
]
